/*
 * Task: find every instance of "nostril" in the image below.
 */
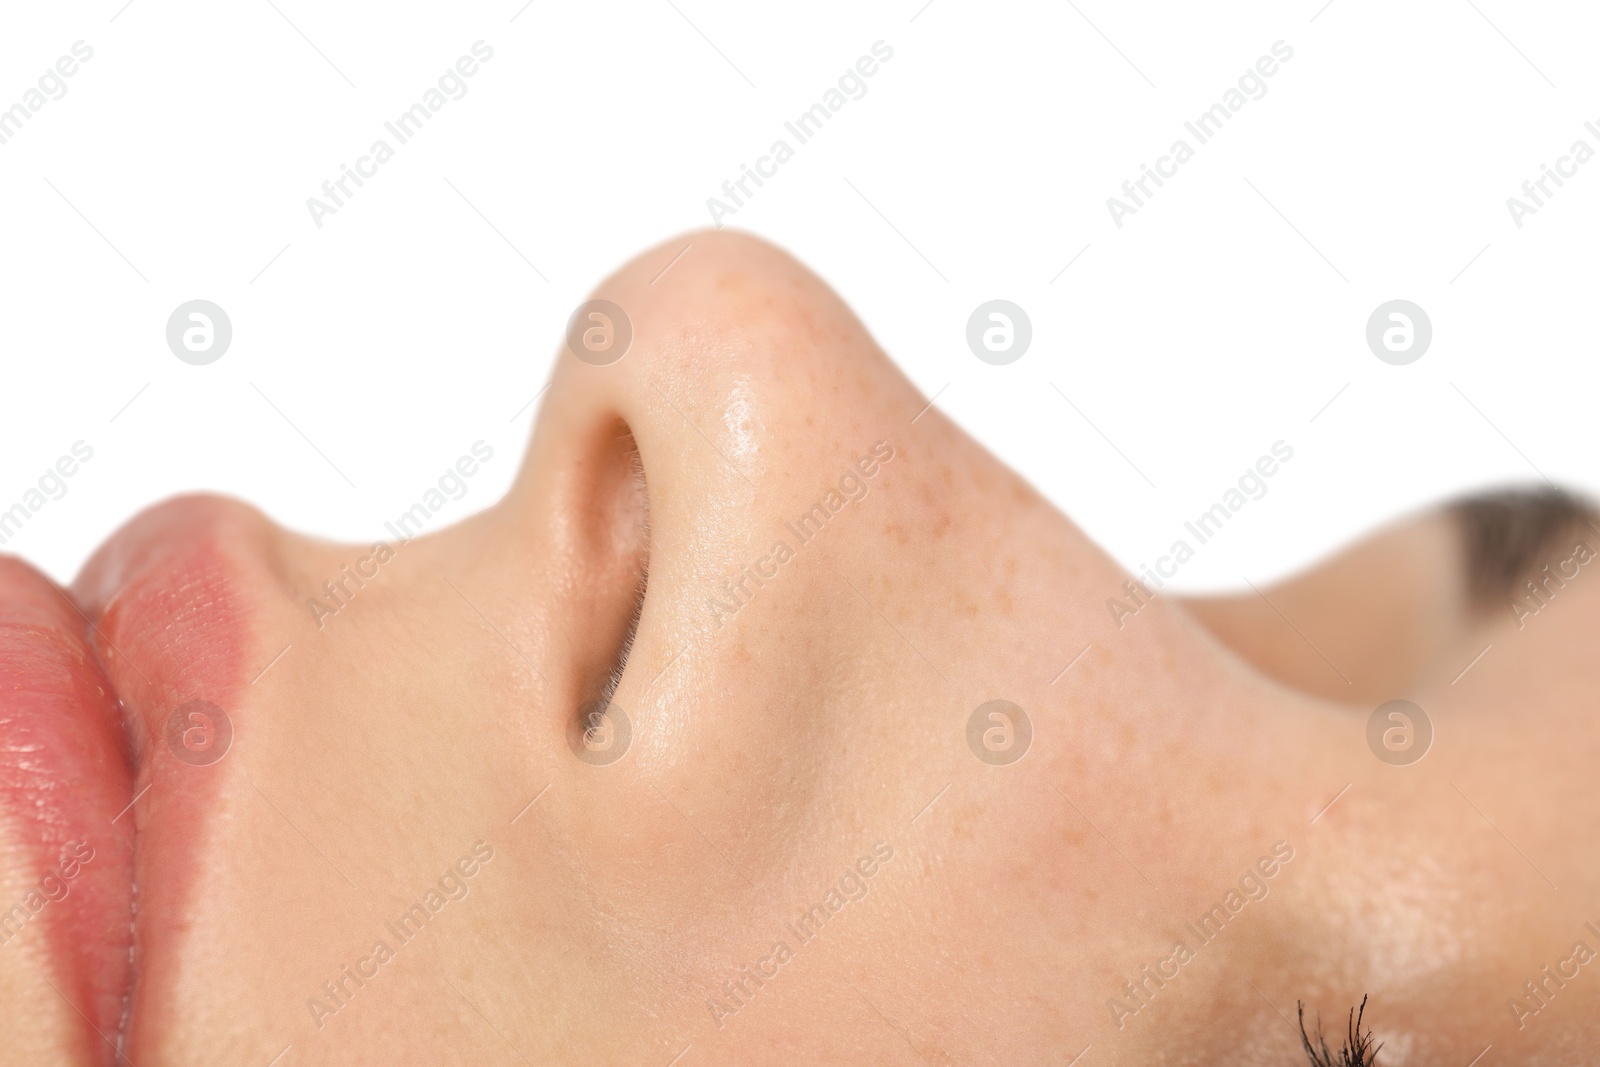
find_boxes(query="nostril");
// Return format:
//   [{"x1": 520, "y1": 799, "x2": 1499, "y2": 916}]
[
  {"x1": 560, "y1": 419, "x2": 650, "y2": 764},
  {"x1": 595, "y1": 546, "x2": 647, "y2": 711}
]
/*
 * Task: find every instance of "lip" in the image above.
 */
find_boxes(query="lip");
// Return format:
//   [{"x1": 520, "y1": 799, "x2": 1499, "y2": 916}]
[
  {"x1": 0, "y1": 556, "x2": 135, "y2": 1064},
  {"x1": 72, "y1": 495, "x2": 258, "y2": 1054}
]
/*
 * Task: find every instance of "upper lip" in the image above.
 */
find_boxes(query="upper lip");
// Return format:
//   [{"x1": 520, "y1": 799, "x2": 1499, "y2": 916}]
[{"x1": 63, "y1": 494, "x2": 261, "y2": 1060}]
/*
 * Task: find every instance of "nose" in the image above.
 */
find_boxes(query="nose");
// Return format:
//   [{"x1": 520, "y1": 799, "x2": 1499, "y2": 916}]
[
  {"x1": 499, "y1": 230, "x2": 942, "y2": 771},
  {"x1": 494, "y1": 230, "x2": 1138, "y2": 894}
]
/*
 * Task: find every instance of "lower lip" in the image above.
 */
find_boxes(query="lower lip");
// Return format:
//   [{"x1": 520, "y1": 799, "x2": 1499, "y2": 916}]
[{"x1": 0, "y1": 558, "x2": 135, "y2": 1062}]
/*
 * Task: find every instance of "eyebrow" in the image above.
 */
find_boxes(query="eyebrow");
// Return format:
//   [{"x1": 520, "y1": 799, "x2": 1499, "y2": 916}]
[{"x1": 1453, "y1": 486, "x2": 1597, "y2": 605}]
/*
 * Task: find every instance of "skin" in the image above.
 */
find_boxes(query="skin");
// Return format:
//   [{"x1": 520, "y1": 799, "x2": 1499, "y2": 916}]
[{"x1": 0, "y1": 231, "x2": 1597, "y2": 1064}]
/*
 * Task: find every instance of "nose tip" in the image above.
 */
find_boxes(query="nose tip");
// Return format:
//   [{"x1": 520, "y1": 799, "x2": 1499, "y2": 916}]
[
  {"x1": 508, "y1": 228, "x2": 925, "y2": 582},
  {"x1": 488, "y1": 231, "x2": 929, "y2": 769}
]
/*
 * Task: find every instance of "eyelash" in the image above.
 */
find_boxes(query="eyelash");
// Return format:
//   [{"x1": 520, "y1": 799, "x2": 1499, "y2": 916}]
[{"x1": 1298, "y1": 995, "x2": 1380, "y2": 1067}]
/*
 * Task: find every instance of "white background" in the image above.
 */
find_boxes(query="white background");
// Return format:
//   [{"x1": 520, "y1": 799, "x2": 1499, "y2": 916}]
[{"x1": 2, "y1": 0, "x2": 1595, "y2": 590}]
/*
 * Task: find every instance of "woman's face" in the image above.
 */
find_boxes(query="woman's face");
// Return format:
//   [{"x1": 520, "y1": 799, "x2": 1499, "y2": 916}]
[{"x1": 2, "y1": 231, "x2": 1596, "y2": 1065}]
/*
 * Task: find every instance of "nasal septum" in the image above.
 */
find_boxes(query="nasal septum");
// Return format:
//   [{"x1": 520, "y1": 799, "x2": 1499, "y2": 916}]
[{"x1": 0, "y1": 557, "x2": 135, "y2": 1066}]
